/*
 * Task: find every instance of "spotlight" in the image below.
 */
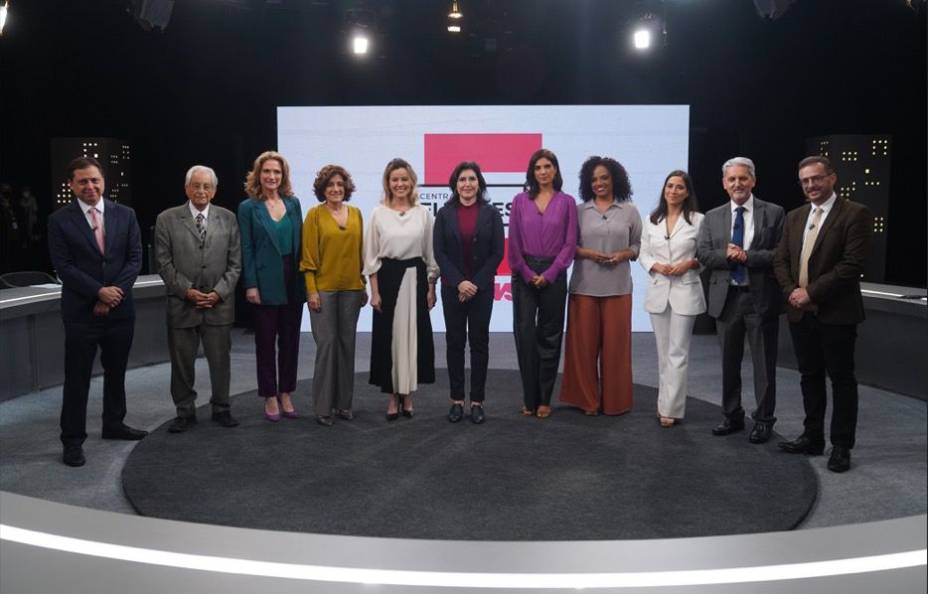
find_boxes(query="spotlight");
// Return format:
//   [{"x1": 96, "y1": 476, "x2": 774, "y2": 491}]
[
  {"x1": 447, "y1": 0, "x2": 462, "y2": 33},
  {"x1": 630, "y1": 12, "x2": 664, "y2": 52},
  {"x1": 633, "y1": 28, "x2": 651, "y2": 50},
  {"x1": 0, "y1": 1, "x2": 9, "y2": 36},
  {"x1": 352, "y1": 33, "x2": 369, "y2": 55}
]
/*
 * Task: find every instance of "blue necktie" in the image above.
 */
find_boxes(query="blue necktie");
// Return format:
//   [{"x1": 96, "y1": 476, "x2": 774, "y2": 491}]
[{"x1": 731, "y1": 206, "x2": 746, "y2": 284}]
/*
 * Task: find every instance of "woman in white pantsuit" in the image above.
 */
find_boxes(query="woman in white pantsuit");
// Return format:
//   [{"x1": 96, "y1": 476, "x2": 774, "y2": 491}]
[{"x1": 639, "y1": 170, "x2": 705, "y2": 427}]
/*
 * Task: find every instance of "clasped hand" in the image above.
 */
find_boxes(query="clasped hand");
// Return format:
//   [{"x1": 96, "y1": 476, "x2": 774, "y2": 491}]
[
  {"x1": 788, "y1": 287, "x2": 812, "y2": 309},
  {"x1": 726, "y1": 243, "x2": 748, "y2": 263},
  {"x1": 186, "y1": 288, "x2": 220, "y2": 308},
  {"x1": 457, "y1": 280, "x2": 478, "y2": 303}
]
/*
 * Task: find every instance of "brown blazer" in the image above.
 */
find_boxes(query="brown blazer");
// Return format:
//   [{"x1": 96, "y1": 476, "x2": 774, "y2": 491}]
[{"x1": 773, "y1": 198, "x2": 872, "y2": 324}]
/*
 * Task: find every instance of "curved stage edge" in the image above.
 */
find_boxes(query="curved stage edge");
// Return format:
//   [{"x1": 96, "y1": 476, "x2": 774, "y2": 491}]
[{"x1": 1, "y1": 492, "x2": 925, "y2": 593}]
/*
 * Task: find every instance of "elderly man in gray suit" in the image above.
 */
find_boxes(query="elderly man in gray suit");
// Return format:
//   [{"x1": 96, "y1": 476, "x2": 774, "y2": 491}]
[
  {"x1": 155, "y1": 165, "x2": 242, "y2": 432},
  {"x1": 697, "y1": 157, "x2": 785, "y2": 444}
]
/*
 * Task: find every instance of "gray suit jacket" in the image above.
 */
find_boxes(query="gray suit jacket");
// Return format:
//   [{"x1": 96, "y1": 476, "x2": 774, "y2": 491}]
[
  {"x1": 696, "y1": 196, "x2": 785, "y2": 319},
  {"x1": 155, "y1": 203, "x2": 242, "y2": 327}
]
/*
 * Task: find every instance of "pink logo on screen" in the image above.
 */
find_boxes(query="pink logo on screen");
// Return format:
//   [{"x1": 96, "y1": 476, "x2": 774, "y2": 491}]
[{"x1": 424, "y1": 133, "x2": 542, "y2": 300}]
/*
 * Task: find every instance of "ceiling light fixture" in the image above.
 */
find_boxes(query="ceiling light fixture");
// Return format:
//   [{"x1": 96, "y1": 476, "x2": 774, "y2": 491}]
[{"x1": 447, "y1": 0, "x2": 462, "y2": 33}]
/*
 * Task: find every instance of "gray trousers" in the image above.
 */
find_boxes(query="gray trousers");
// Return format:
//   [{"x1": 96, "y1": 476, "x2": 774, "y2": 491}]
[
  {"x1": 309, "y1": 290, "x2": 364, "y2": 417},
  {"x1": 715, "y1": 288, "x2": 778, "y2": 424},
  {"x1": 168, "y1": 323, "x2": 232, "y2": 417}
]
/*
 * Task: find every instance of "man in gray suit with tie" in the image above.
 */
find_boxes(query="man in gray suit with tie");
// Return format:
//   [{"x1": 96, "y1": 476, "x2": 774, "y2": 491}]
[
  {"x1": 155, "y1": 165, "x2": 242, "y2": 432},
  {"x1": 697, "y1": 157, "x2": 785, "y2": 444}
]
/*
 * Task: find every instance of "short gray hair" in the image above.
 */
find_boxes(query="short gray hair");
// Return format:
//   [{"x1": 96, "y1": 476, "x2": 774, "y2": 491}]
[
  {"x1": 721, "y1": 157, "x2": 756, "y2": 179},
  {"x1": 185, "y1": 165, "x2": 218, "y2": 187}
]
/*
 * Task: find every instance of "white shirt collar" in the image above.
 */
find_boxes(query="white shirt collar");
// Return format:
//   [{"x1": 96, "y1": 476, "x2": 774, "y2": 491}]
[
  {"x1": 79, "y1": 197, "x2": 104, "y2": 214},
  {"x1": 730, "y1": 194, "x2": 754, "y2": 214},
  {"x1": 188, "y1": 201, "x2": 210, "y2": 220},
  {"x1": 812, "y1": 193, "x2": 837, "y2": 214}
]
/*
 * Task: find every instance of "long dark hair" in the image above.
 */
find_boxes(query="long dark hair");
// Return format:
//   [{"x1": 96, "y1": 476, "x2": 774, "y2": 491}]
[
  {"x1": 578, "y1": 156, "x2": 632, "y2": 203},
  {"x1": 523, "y1": 148, "x2": 563, "y2": 197},
  {"x1": 448, "y1": 161, "x2": 488, "y2": 205},
  {"x1": 650, "y1": 170, "x2": 699, "y2": 225}
]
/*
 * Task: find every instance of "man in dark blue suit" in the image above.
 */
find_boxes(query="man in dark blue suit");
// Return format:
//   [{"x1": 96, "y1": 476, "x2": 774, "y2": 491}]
[{"x1": 47, "y1": 156, "x2": 148, "y2": 467}]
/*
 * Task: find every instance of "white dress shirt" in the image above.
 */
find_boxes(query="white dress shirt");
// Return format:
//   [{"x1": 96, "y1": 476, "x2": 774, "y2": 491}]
[
  {"x1": 80, "y1": 197, "x2": 105, "y2": 231},
  {"x1": 189, "y1": 201, "x2": 210, "y2": 231},
  {"x1": 729, "y1": 194, "x2": 755, "y2": 250}
]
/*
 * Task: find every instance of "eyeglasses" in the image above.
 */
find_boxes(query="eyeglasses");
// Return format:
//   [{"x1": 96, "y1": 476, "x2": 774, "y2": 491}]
[{"x1": 798, "y1": 174, "x2": 833, "y2": 187}]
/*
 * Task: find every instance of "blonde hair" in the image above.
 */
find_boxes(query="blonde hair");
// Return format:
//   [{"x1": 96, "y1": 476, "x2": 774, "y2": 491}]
[
  {"x1": 244, "y1": 151, "x2": 294, "y2": 199},
  {"x1": 381, "y1": 158, "x2": 419, "y2": 205}
]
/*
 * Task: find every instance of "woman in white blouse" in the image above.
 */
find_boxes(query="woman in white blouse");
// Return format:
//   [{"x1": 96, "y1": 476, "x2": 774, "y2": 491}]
[
  {"x1": 638, "y1": 170, "x2": 705, "y2": 427},
  {"x1": 364, "y1": 158, "x2": 439, "y2": 420}
]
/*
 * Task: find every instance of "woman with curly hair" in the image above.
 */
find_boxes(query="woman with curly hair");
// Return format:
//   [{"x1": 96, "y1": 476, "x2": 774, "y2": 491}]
[
  {"x1": 300, "y1": 164, "x2": 367, "y2": 426},
  {"x1": 238, "y1": 151, "x2": 306, "y2": 421},
  {"x1": 559, "y1": 156, "x2": 641, "y2": 416}
]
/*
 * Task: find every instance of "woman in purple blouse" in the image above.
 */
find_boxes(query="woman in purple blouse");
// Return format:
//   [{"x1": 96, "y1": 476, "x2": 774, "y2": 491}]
[{"x1": 508, "y1": 149, "x2": 578, "y2": 418}]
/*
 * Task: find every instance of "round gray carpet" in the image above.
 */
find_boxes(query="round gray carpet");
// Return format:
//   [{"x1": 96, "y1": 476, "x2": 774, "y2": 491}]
[{"x1": 122, "y1": 370, "x2": 818, "y2": 540}]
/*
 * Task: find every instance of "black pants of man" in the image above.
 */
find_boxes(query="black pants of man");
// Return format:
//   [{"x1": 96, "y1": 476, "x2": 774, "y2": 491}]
[
  {"x1": 716, "y1": 287, "x2": 778, "y2": 425},
  {"x1": 442, "y1": 285, "x2": 494, "y2": 402},
  {"x1": 789, "y1": 312, "x2": 859, "y2": 448},
  {"x1": 512, "y1": 268, "x2": 567, "y2": 411},
  {"x1": 61, "y1": 318, "x2": 134, "y2": 446}
]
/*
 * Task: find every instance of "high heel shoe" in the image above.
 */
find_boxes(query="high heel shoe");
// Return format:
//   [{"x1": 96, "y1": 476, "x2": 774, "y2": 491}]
[
  {"x1": 536, "y1": 405, "x2": 551, "y2": 419},
  {"x1": 386, "y1": 395, "x2": 399, "y2": 422},
  {"x1": 400, "y1": 394, "x2": 414, "y2": 418},
  {"x1": 659, "y1": 416, "x2": 676, "y2": 428},
  {"x1": 278, "y1": 395, "x2": 299, "y2": 419}
]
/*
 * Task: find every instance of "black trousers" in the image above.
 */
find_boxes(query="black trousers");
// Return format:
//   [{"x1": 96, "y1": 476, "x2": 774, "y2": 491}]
[
  {"x1": 715, "y1": 287, "x2": 778, "y2": 424},
  {"x1": 511, "y1": 261, "x2": 568, "y2": 410},
  {"x1": 61, "y1": 317, "x2": 134, "y2": 446},
  {"x1": 441, "y1": 285, "x2": 493, "y2": 402},
  {"x1": 789, "y1": 313, "x2": 859, "y2": 448}
]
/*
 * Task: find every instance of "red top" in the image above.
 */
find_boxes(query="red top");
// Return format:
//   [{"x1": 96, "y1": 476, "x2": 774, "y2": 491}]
[{"x1": 456, "y1": 202, "x2": 479, "y2": 280}]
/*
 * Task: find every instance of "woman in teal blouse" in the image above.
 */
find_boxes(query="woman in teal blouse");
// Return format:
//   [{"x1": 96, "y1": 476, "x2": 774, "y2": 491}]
[{"x1": 238, "y1": 151, "x2": 306, "y2": 421}]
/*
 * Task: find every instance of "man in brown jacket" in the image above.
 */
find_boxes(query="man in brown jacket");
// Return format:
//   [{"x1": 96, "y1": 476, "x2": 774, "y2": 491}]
[{"x1": 773, "y1": 155, "x2": 872, "y2": 473}]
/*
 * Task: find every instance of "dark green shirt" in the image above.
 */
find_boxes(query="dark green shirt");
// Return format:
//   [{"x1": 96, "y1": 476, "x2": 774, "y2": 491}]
[{"x1": 274, "y1": 214, "x2": 293, "y2": 255}]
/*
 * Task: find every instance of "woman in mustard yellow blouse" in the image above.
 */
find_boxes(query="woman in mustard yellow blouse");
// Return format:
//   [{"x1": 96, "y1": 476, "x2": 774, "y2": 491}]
[{"x1": 300, "y1": 165, "x2": 367, "y2": 426}]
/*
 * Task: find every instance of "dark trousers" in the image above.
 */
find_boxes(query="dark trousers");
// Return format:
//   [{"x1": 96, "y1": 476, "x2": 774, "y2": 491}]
[
  {"x1": 253, "y1": 302, "x2": 303, "y2": 398},
  {"x1": 168, "y1": 323, "x2": 232, "y2": 417},
  {"x1": 789, "y1": 313, "x2": 859, "y2": 448},
  {"x1": 442, "y1": 285, "x2": 493, "y2": 402},
  {"x1": 61, "y1": 318, "x2": 134, "y2": 446},
  {"x1": 715, "y1": 287, "x2": 778, "y2": 424},
  {"x1": 512, "y1": 264, "x2": 568, "y2": 410}
]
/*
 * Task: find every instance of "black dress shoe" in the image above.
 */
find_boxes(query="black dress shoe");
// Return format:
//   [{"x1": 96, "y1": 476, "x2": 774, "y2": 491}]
[
  {"x1": 62, "y1": 446, "x2": 85, "y2": 467},
  {"x1": 827, "y1": 446, "x2": 851, "y2": 473},
  {"x1": 168, "y1": 415, "x2": 198, "y2": 433},
  {"x1": 101, "y1": 424, "x2": 148, "y2": 440},
  {"x1": 748, "y1": 422, "x2": 773, "y2": 444},
  {"x1": 448, "y1": 403, "x2": 464, "y2": 423},
  {"x1": 316, "y1": 416, "x2": 334, "y2": 427},
  {"x1": 470, "y1": 404, "x2": 485, "y2": 425},
  {"x1": 777, "y1": 435, "x2": 825, "y2": 455},
  {"x1": 386, "y1": 410, "x2": 399, "y2": 422},
  {"x1": 335, "y1": 409, "x2": 353, "y2": 421},
  {"x1": 211, "y1": 411, "x2": 239, "y2": 428},
  {"x1": 711, "y1": 418, "x2": 745, "y2": 436}
]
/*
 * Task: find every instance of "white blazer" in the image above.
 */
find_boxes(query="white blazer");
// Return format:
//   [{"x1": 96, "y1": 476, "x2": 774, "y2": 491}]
[{"x1": 639, "y1": 211, "x2": 706, "y2": 316}]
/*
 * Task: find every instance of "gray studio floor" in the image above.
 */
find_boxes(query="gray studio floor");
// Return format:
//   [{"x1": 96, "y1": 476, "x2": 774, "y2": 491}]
[{"x1": 1, "y1": 331, "x2": 925, "y2": 531}]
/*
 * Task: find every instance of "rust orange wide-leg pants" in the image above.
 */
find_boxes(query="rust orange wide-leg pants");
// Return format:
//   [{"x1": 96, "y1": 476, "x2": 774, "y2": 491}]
[{"x1": 559, "y1": 293, "x2": 633, "y2": 415}]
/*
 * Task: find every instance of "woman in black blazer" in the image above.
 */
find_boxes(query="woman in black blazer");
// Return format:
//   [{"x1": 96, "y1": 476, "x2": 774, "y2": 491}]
[{"x1": 433, "y1": 161, "x2": 505, "y2": 424}]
